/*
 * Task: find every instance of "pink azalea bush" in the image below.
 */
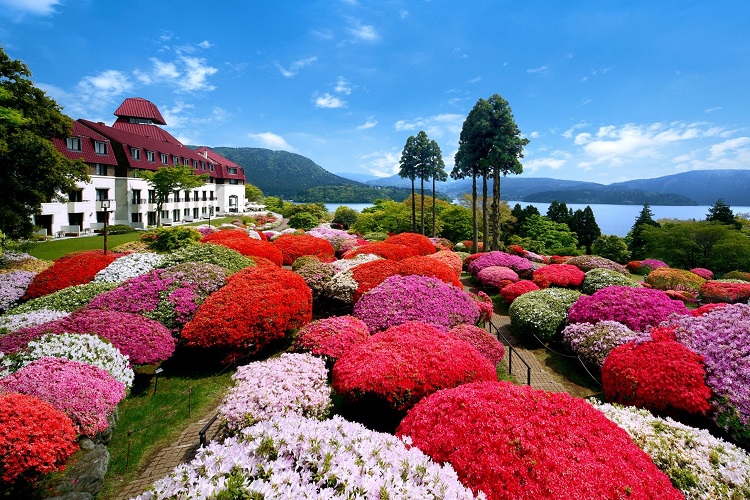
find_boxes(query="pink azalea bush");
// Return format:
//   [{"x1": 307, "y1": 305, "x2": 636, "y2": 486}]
[
  {"x1": 476, "y1": 266, "x2": 519, "y2": 288},
  {"x1": 0, "y1": 357, "x2": 126, "y2": 436},
  {"x1": 562, "y1": 320, "x2": 647, "y2": 367},
  {"x1": 448, "y1": 324, "x2": 505, "y2": 365},
  {"x1": 499, "y1": 280, "x2": 539, "y2": 304},
  {"x1": 293, "y1": 315, "x2": 370, "y2": 360},
  {"x1": 531, "y1": 263, "x2": 585, "y2": 289},
  {"x1": 689, "y1": 267, "x2": 714, "y2": 280},
  {"x1": 426, "y1": 250, "x2": 464, "y2": 274},
  {"x1": 467, "y1": 251, "x2": 534, "y2": 278}
]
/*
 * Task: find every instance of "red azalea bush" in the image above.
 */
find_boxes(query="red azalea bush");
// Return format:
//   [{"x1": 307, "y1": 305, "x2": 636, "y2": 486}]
[
  {"x1": 0, "y1": 393, "x2": 78, "y2": 486},
  {"x1": 644, "y1": 267, "x2": 706, "y2": 295},
  {"x1": 332, "y1": 321, "x2": 496, "y2": 412},
  {"x1": 426, "y1": 250, "x2": 463, "y2": 274},
  {"x1": 181, "y1": 266, "x2": 312, "y2": 353},
  {"x1": 342, "y1": 242, "x2": 418, "y2": 261},
  {"x1": 691, "y1": 302, "x2": 729, "y2": 317},
  {"x1": 384, "y1": 232, "x2": 436, "y2": 256},
  {"x1": 476, "y1": 266, "x2": 519, "y2": 288},
  {"x1": 351, "y1": 259, "x2": 400, "y2": 303},
  {"x1": 499, "y1": 280, "x2": 539, "y2": 304},
  {"x1": 23, "y1": 250, "x2": 122, "y2": 299},
  {"x1": 601, "y1": 339, "x2": 713, "y2": 417},
  {"x1": 272, "y1": 234, "x2": 335, "y2": 265},
  {"x1": 567, "y1": 286, "x2": 690, "y2": 332},
  {"x1": 396, "y1": 256, "x2": 461, "y2": 288},
  {"x1": 202, "y1": 230, "x2": 283, "y2": 266},
  {"x1": 448, "y1": 324, "x2": 505, "y2": 365},
  {"x1": 531, "y1": 264, "x2": 585, "y2": 289},
  {"x1": 506, "y1": 244, "x2": 526, "y2": 256},
  {"x1": 690, "y1": 267, "x2": 714, "y2": 280},
  {"x1": 396, "y1": 381, "x2": 683, "y2": 500},
  {"x1": 700, "y1": 280, "x2": 750, "y2": 303},
  {"x1": 293, "y1": 315, "x2": 370, "y2": 360}
]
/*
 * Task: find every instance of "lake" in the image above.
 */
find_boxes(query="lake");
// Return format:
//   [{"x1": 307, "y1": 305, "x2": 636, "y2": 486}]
[{"x1": 326, "y1": 202, "x2": 750, "y2": 238}]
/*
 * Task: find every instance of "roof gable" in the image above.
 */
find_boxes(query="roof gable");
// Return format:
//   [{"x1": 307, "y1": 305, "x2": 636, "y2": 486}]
[{"x1": 113, "y1": 97, "x2": 167, "y2": 125}]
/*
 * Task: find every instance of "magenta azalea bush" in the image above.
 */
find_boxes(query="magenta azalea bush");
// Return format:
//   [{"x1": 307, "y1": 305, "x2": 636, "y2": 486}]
[
  {"x1": 448, "y1": 324, "x2": 505, "y2": 365},
  {"x1": 0, "y1": 357, "x2": 125, "y2": 436},
  {"x1": 568, "y1": 286, "x2": 690, "y2": 332},
  {"x1": 562, "y1": 320, "x2": 647, "y2": 367},
  {"x1": 476, "y1": 266, "x2": 519, "y2": 288},
  {"x1": 689, "y1": 267, "x2": 714, "y2": 280},
  {"x1": 293, "y1": 315, "x2": 370, "y2": 360},
  {"x1": 353, "y1": 275, "x2": 480, "y2": 333},
  {"x1": 467, "y1": 251, "x2": 534, "y2": 277}
]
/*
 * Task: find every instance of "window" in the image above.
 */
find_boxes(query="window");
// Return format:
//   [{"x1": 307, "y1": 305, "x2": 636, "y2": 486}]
[
  {"x1": 184, "y1": 190, "x2": 191, "y2": 201},
  {"x1": 68, "y1": 189, "x2": 83, "y2": 202},
  {"x1": 95, "y1": 164, "x2": 107, "y2": 176},
  {"x1": 209, "y1": 192, "x2": 214, "y2": 201},
  {"x1": 193, "y1": 191, "x2": 199, "y2": 201},
  {"x1": 229, "y1": 179, "x2": 239, "y2": 185},
  {"x1": 132, "y1": 190, "x2": 142, "y2": 204},
  {"x1": 193, "y1": 207, "x2": 199, "y2": 219},
  {"x1": 193, "y1": 160, "x2": 199, "y2": 168},
  {"x1": 147, "y1": 212, "x2": 156, "y2": 226},
  {"x1": 130, "y1": 147, "x2": 141, "y2": 160},
  {"x1": 183, "y1": 208, "x2": 190, "y2": 216},
  {"x1": 66, "y1": 137, "x2": 81, "y2": 151},
  {"x1": 95, "y1": 188, "x2": 109, "y2": 202},
  {"x1": 94, "y1": 141, "x2": 107, "y2": 155},
  {"x1": 209, "y1": 164, "x2": 214, "y2": 172},
  {"x1": 201, "y1": 207, "x2": 207, "y2": 215},
  {"x1": 172, "y1": 209, "x2": 180, "y2": 221},
  {"x1": 173, "y1": 190, "x2": 180, "y2": 202},
  {"x1": 146, "y1": 150, "x2": 155, "y2": 162},
  {"x1": 202, "y1": 191, "x2": 207, "y2": 201},
  {"x1": 96, "y1": 211, "x2": 109, "y2": 224},
  {"x1": 160, "y1": 153, "x2": 169, "y2": 164},
  {"x1": 148, "y1": 190, "x2": 156, "y2": 203},
  {"x1": 227, "y1": 167, "x2": 238, "y2": 175},
  {"x1": 173, "y1": 155, "x2": 179, "y2": 165},
  {"x1": 161, "y1": 210, "x2": 169, "y2": 219},
  {"x1": 131, "y1": 213, "x2": 142, "y2": 223},
  {"x1": 201, "y1": 163, "x2": 207, "y2": 171},
  {"x1": 183, "y1": 158, "x2": 190, "y2": 166}
]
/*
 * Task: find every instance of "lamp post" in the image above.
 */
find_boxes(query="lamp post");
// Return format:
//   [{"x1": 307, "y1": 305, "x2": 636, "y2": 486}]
[
  {"x1": 100, "y1": 199, "x2": 110, "y2": 254},
  {"x1": 208, "y1": 205, "x2": 214, "y2": 227}
]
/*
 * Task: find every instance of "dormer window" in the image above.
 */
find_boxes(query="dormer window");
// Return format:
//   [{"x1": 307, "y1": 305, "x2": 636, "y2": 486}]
[
  {"x1": 227, "y1": 167, "x2": 238, "y2": 175},
  {"x1": 66, "y1": 137, "x2": 81, "y2": 151},
  {"x1": 173, "y1": 155, "x2": 179, "y2": 165},
  {"x1": 94, "y1": 141, "x2": 107, "y2": 155},
  {"x1": 209, "y1": 164, "x2": 214, "y2": 172},
  {"x1": 146, "y1": 150, "x2": 155, "y2": 162},
  {"x1": 160, "y1": 153, "x2": 169, "y2": 164},
  {"x1": 131, "y1": 147, "x2": 141, "y2": 160},
  {"x1": 183, "y1": 158, "x2": 190, "y2": 166}
]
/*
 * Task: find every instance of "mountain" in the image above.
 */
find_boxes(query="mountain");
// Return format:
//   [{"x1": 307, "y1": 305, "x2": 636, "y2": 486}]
[
  {"x1": 439, "y1": 177, "x2": 604, "y2": 200},
  {"x1": 611, "y1": 170, "x2": 750, "y2": 206},
  {"x1": 336, "y1": 171, "x2": 382, "y2": 183},
  {"x1": 524, "y1": 187, "x2": 696, "y2": 205},
  {"x1": 207, "y1": 147, "x2": 361, "y2": 198}
]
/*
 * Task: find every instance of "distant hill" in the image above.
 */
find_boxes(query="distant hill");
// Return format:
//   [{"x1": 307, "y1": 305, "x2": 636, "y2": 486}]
[
  {"x1": 336, "y1": 171, "x2": 383, "y2": 183},
  {"x1": 524, "y1": 187, "x2": 696, "y2": 206},
  {"x1": 207, "y1": 147, "x2": 361, "y2": 199},
  {"x1": 440, "y1": 177, "x2": 604, "y2": 200},
  {"x1": 612, "y1": 170, "x2": 750, "y2": 206}
]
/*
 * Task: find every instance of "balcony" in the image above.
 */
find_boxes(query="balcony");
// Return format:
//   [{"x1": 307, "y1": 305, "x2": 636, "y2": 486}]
[{"x1": 67, "y1": 200, "x2": 95, "y2": 213}]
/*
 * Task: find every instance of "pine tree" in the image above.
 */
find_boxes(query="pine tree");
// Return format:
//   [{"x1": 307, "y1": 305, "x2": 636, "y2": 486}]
[
  {"x1": 570, "y1": 206, "x2": 601, "y2": 254},
  {"x1": 627, "y1": 203, "x2": 660, "y2": 259},
  {"x1": 706, "y1": 198, "x2": 737, "y2": 226}
]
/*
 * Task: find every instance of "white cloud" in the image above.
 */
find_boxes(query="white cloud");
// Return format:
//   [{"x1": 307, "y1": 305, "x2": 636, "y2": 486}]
[
  {"x1": 347, "y1": 20, "x2": 380, "y2": 42},
  {"x1": 197, "y1": 40, "x2": 213, "y2": 49},
  {"x1": 704, "y1": 106, "x2": 722, "y2": 114},
  {"x1": 140, "y1": 55, "x2": 217, "y2": 92},
  {"x1": 150, "y1": 58, "x2": 180, "y2": 79},
  {"x1": 247, "y1": 132, "x2": 296, "y2": 151},
  {"x1": 709, "y1": 137, "x2": 750, "y2": 159},
  {"x1": 0, "y1": 0, "x2": 59, "y2": 15},
  {"x1": 467, "y1": 76, "x2": 482, "y2": 84},
  {"x1": 360, "y1": 150, "x2": 401, "y2": 177},
  {"x1": 178, "y1": 56, "x2": 218, "y2": 91},
  {"x1": 315, "y1": 93, "x2": 346, "y2": 109},
  {"x1": 357, "y1": 118, "x2": 378, "y2": 130},
  {"x1": 274, "y1": 56, "x2": 318, "y2": 78},
  {"x1": 394, "y1": 113, "x2": 464, "y2": 139},
  {"x1": 399, "y1": 9, "x2": 409, "y2": 19},
  {"x1": 74, "y1": 70, "x2": 134, "y2": 111},
  {"x1": 529, "y1": 131, "x2": 540, "y2": 139},
  {"x1": 335, "y1": 77, "x2": 352, "y2": 95},
  {"x1": 523, "y1": 156, "x2": 568, "y2": 174},
  {"x1": 527, "y1": 65, "x2": 549, "y2": 75}
]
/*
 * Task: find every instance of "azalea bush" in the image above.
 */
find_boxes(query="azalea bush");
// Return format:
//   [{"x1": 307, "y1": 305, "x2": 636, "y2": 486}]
[
  {"x1": 272, "y1": 234, "x2": 335, "y2": 265},
  {"x1": 0, "y1": 357, "x2": 126, "y2": 436},
  {"x1": 93, "y1": 252, "x2": 165, "y2": 284},
  {"x1": 580, "y1": 268, "x2": 641, "y2": 295},
  {"x1": 499, "y1": 280, "x2": 539, "y2": 304},
  {"x1": 396, "y1": 381, "x2": 682, "y2": 500},
  {"x1": 218, "y1": 353, "x2": 331, "y2": 434},
  {"x1": 531, "y1": 263, "x2": 585, "y2": 289},
  {"x1": 567, "y1": 286, "x2": 690, "y2": 332},
  {"x1": 140, "y1": 226, "x2": 202, "y2": 252},
  {"x1": 601, "y1": 339, "x2": 713, "y2": 417},
  {"x1": 307, "y1": 226, "x2": 360, "y2": 253},
  {"x1": 627, "y1": 259, "x2": 669, "y2": 275},
  {"x1": 689, "y1": 267, "x2": 714, "y2": 280},
  {"x1": 476, "y1": 266, "x2": 519, "y2": 288},
  {"x1": 8, "y1": 281, "x2": 117, "y2": 315},
  {"x1": 426, "y1": 249, "x2": 464, "y2": 274},
  {"x1": 384, "y1": 232, "x2": 436, "y2": 255},
  {"x1": 181, "y1": 265, "x2": 312, "y2": 354},
  {"x1": 291, "y1": 256, "x2": 335, "y2": 298},
  {"x1": 332, "y1": 321, "x2": 496, "y2": 412},
  {"x1": 293, "y1": 315, "x2": 370, "y2": 360},
  {"x1": 342, "y1": 241, "x2": 418, "y2": 261},
  {"x1": 0, "y1": 309, "x2": 70, "y2": 334},
  {"x1": 509, "y1": 288, "x2": 582, "y2": 342},
  {"x1": 136, "y1": 415, "x2": 481, "y2": 500},
  {"x1": 396, "y1": 255, "x2": 461, "y2": 287},
  {"x1": 157, "y1": 243, "x2": 254, "y2": 274},
  {"x1": 23, "y1": 250, "x2": 122, "y2": 299},
  {"x1": 593, "y1": 401, "x2": 750, "y2": 499},
  {"x1": 349, "y1": 259, "x2": 400, "y2": 302},
  {"x1": 0, "y1": 270, "x2": 35, "y2": 312},
  {"x1": 562, "y1": 320, "x2": 646, "y2": 368},
  {"x1": 723, "y1": 270, "x2": 750, "y2": 282},
  {"x1": 467, "y1": 251, "x2": 534, "y2": 278},
  {"x1": 644, "y1": 267, "x2": 706, "y2": 295},
  {"x1": 699, "y1": 280, "x2": 750, "y2": 303},
  {"x1": 566, "y1": 255, "x2": 628, "y2": 274},
  {"x1": 448, "y1": 324, "x2": 505, "y2": 365},
  {"x1": 0, "y1": 393, "x2": 78, "y2": 486},
  {"x1": 201, "y1": 230, "x2": 283, "y2": 266},
  {"x1": 353, "y1": 275, "x2": 480, "y2": 333}
]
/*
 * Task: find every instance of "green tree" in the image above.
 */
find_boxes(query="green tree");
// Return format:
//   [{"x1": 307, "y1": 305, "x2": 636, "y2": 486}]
[
  {"x1": 509, "y1": 203, "x2": 540, "y2": 235},
  {"x1": 706, "y1": 198, "x2": 737, "y2": 227},
  {"x1": 332, "y1": 206, "x2": 358, "y2": 229},
  {"x1": 398, "y1": 134, "x2": 420, "y2": 232},
  {"x1": 0, "y1": 46, "x2": 88, "y2": 239},
  {"x1": 546, "y1": 201, "x2": 571, "y2": 225},
  {"x1": 244, "y1": 183, "x2": 264, "y2": 202},
  {"x1": 140, "y1": 165, "x2": 208, "y2": 227},
  {"x1": 569, "y1": 206, "x2": 601, "y2": 254},
  {"x1": 591, "y1": 235, "x2": 631, "y2": 263},
  {"x1": 352, "y1": 200, "x2": 412, "y2": 234},
  {"x1": 438, "y1": 205, "x2": 474, "y2": 244},
  {"x1": 425, "y1": 139, "x2": 447, "y2": 237},
  {"x1": 627, "y1": 203, "x2": 660, "y2": 259},
  {"x1": 283, "y1": 202, "x2": 328, "y2": 220},
  {"x1": 288, "y1": 211, "x2": 320, "y2": 231},
  {"x1": 520, "y1": 214, "x2": 579, "y2": 255}
]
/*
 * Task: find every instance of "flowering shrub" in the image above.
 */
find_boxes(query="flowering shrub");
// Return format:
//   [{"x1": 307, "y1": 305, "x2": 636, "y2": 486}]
[
  {"x1": 467, "y1": 251, "x2": 534, "y2": 278},
  {"x1": 0, "y1": 309, "x2": 70, "y2": 333},
  {"x1": 476, "y1": 266, "x2": 519, "y2": 288},
  {"x1": 396, "y1": 255, "x2": 461, "y2": 287},
  {"x1": 690, "y1": 302, "x2": 728, "y2": 316},
  {"x1": 0, "y1": 357, "x2": 125, "y2": 436},
  {"x1": 201, "y1": 230, "x2": 283, "y2": 266},
  {"x1": 384, "y1": 232, "x2": 436, "y2": 255},
  {"x1": 592, "y1": 401, "x2": 750, "y2": 499},
  {"x1": 473, "y1": 291, "x2": 494, "y2": 324},
  {"x1": 93, "y1": 252, "x2": 165, "y2": 284},
  {"x1": 531, "y1": 263, "x2": 585, "y2": 289},
  {"x1": 0, "y1": 270, "x2": 35, "y2": 312},
  {"x1": 140, "y1": 226, "x2": 202, "y2": 252},
  {"x1": 8, "y1": 281, "x2": 117, "y2": 315},
  {"x1": 562, "y1": 321, "x2": 646, "y2": 367},
  {"x1": 663, "y1": 304, "x2": 750, "y2": 443},
  {"x1": 580, "y1": 268, "x2": 641, "y2": 295},
  {"x1": 723, "y1": 270, "x2": 750, "y2": 282},
  {"x1": 499, "y1": 280, "x2": 539, "y2": 304},
  {"x1": 307, "y1": 226, "x2": 359, "y2": 253},
  {"x1": 699, "y1": 280, "x2": 750, "y2": 303},
  {"x1": 4, "y1": 309, "x2": 175, "y2": 365},
  {"x1": 689, "y1": 267, "x2": 714, "y2": 280},
  {"x1": 396, "y1": 381, "x2": 682, "y2": 500},
  {"x1": 324, "y1": 269, "x2": 359, "y2": 303},
  {"x1": 0, "y1": 393, "x2": 78, "y2": 486},
  {"x1": 426, "y1": 250, "x2": 463, "y2": 274},
  {"x1": 350, "y1": 259, "x2": 400, "y2": 302},
  {"x1": 567, "y1": 286, "x2": 690, "y2": 332},
  {"x1": 136, "y1": 415, "x2": 481, "y2": 500},
  {"x1": 181, "y1": 266, "x2": 312, "y2": 354},
  {"x1": 644, "y1": 267, "x2": 706, "y2": 295},
  {"x1": 157, "y1": 243, "x2": 253, "y2": 274},
  {"x1": 627, "y1": 259, "x2": 669, "y2": 275},
  {"x1": 23, "y1": 250, "x2": 122, "y2": 299},
  {"x1": 293, "y1": 315, "x2": 370, "y2": 360},
  {"x1": 565, "y1": 255, "x2": 628, "y2": 274},
  {"x1": 342, "y1": 241, "x2": 418, "y2": 261},
  {"x1": 219, "y1": 353, "x2": 331, "y2": 434},
  {"x1": 337, "y1": 235, "x2": 367, "y2": 256},
  {"x1": 601, "y1": 339, "x2": 713, "y2": 417},
  {"x1": 332, "y1": 321, "x2": 496, "y2": 411},
  {"x1": 272, "y1": 234, "x2": 335, "y2": 265},
  {"x1": 449, "y1": 324, "x2": 505, "y2": 365},
  {"x1": 291, "y1": 256, "x2": 335, "y2": 298},
  {"x1": 0, "y1": 252, "x2": 53, "y2": 275},
  {"x1": 353, "y1": 275, "x2": 480, "y2": 333},
  {"x1": 509, "y1": 288, "x2": 582, "y2": 342}
]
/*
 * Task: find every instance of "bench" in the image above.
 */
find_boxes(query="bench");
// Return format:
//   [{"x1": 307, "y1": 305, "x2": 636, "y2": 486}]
[{"x1": 60, "y1": 225, "x2": 81, "y2": 237}]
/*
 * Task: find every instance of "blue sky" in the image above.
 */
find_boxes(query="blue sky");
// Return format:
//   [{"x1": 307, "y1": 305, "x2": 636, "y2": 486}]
[{"x1": 2, "y1": 0, "x2": 749, "y2": 183}]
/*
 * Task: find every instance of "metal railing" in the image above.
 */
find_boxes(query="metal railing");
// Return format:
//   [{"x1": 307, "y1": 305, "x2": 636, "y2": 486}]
[
  {"x1": 199, "y1": 414, "x2": 220, "y2": 448},
  {"x1": 486, "y1": 320, "x2": 532, "y2": 386}
]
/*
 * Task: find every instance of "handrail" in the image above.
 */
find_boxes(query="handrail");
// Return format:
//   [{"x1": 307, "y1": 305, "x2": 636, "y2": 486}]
[
  {"x1": 486, "y1": 320, "x2": 532, "y2": 386},
  {"x1": 199, "y1": 413, "x2": 220, "y2": 447}
]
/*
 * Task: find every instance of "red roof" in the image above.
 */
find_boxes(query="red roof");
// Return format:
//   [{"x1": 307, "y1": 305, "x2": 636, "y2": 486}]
[
  {"x1": 112, "y1": 121, "x2": 182, "y2": 144},
  {"x1": 113, "y1": 98, "x2": 166, "y2": 125},
  {"x1": 194, "y1": 147, "x2": 246, "y2": 181},
  {"x1": 51, "y1": 121, "x2": 118, "y2": 165}
]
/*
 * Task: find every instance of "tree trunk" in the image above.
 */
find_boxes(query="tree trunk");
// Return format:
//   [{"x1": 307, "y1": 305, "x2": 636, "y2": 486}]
[
  {"x1": 420, "y1": 176, "x2": 425, "y2": 235},
  {"x1": 411, "y1": 179, "x2": 416, "y2": 232},
  {"x1": 491, "y1": 166, "x2": 500, "y2": 251},
  {"x1": 472, "y1": 173, "x2": 478, "y2": 253},
  {"x1": 481, "y1": 172, "x2": 488, "y2": 252},
  {"x1": 431, "y1": 176, "x2": 437, "y2": 238}
]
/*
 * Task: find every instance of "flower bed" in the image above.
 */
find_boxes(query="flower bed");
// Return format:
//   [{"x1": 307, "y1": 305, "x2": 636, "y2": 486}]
[
  {"x1": 332, "y1": 321, "x2": 496, "y2": 412},
  {"x1": 426, "y1": 249, "x2": 464, "y2": 274},
  {"x1": 272, "y1": 234, "x2": 335, "y2": 265},
  {"x1": 565, "y1": 255, "x2": 628, "y2": 274},
  {"x1": 93, "y1": 252, "x2": 165, "y2": 284},
  {"x1": 218, "y1": 353, "x2": 331, "y2": 434},
  {"x1": 396, "y1": 381, "x2": 682, "y2": 500},
  {"x1": 342, "y1": 241, "x2": 419, "y2": 261},
  {"x1": 562, "y1": 320, "x2": 646, "y2": 367},
  {"x1": 699, "y1": 280, "x2": 750, "y2": 303},
  {"x1": 0, "y1": 357, "x2": 126, "y2": 436},
  {"x1": 592, "y1": 401, "x2": 750, "y2": 499},
  {"x1": 531, "y1": 263, "x2": 585, "y2": 289},
  {"x1": 353, "y1": 275, "x2": 480, "y2": 332},
  {"x1": 0, "y1": 393, "x2": 78, "y2": 486},
  {"x1": 0, "y1": 270, "x2": 35, "y2": 313},
  {"x1": 136, "y1": 415, "x2": 480, "y2": 499},
  {"x1": 293, "y1": 315, "x2": 370, "y2": 360},
  {"x1": 201, "y1": 230, "x2": 283, "y2": 266},
  {"x1": 157, "y1": 243, "x2": 254, "y2": 274},
  {"x1": 476, "y1": 266, "x2": 519, "y2": 288},
  {"x1": 8, "y1": 282, "x2": 118, "y2": 314},
  {"x1": 449, "y1": 324, "x2": 505, "y2": 365},
  {"x1": 508, "y1": 288, "x2": 581, "y2": 342},
  {"x1": 350, "y1": 259, "x2": 401, "y2": 302},
  {"x1": 644, "y1": 267, "x2": 706, "y2": 295},
  {"x1": 499, "y1": 280, "x2": 539, "y2": 304},
  {"x1": 23, "y1": 250, "x2": 122, "y2": 299},
  {"x1": 567, "y1": 286, "x2": 690, "y2": 332},
  {"x1": 601, "y1": 339, "x2": 712, "y2": 417},
  {"x1": 580, "y1": 268, "x2": 641, "y2": 295},
  {"x1": 467, "y1": 251, "x2": 534, "y2": 278},
  {"x1": 0, "y1": 309, "x2": 71, "y2": 333},
  {"x1": 384, "y1": 232, "x2": 436, "y2": 255}
]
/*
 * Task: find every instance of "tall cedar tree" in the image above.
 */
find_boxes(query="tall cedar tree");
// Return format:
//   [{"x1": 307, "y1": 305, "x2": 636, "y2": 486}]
[
  {"x1": 413, "y1": 131, "x2": 431, "y2": 235},
  {"x1": 398, "y1": 135, "x2": 419, "y2": 232},
  {"x1": 428, "y1": 139, "x2": 447, "y2": 237},
  {"x1": 547, "y1": 200, "x2": 572, "y2": 225},
  {"x1": 628, "y1": 203, "x2": 660, "y2": 259},
  {"x1": 0, "y1": 46, "x2": 88, "y2": 239},
  {"x1": 140, "y1": 165, "x2": 209, "y2": 227},
  {"x1": 570, "y1": 206, "x2": 601, "y2": 254},
  {"x1": 706, "y1": 198, "x2": 738, "y2": 227}
]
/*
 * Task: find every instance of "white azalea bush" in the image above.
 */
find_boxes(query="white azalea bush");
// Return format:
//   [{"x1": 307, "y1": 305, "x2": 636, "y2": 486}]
[
  {"x1": 0, "y1": 309, "x2": 71, "y2": 333},
  {"x1": 136, "y1": 415, "x2": 483, "y2": 500},
  {"x1": 324, "y1": 269, "x2": 358, "y2": 303},
  {"x1": 10, "y1": 333, "x2": 134, "y2": 389},
  {"x1": 218, "y1": 353, "x2": 331, "y2": 434},
  {"x1": 93, "y1": 252, "x2": 165, "y2": 283},
  {"x1": 592, "y1": 401, "x2": 750, "y2": 499}
]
